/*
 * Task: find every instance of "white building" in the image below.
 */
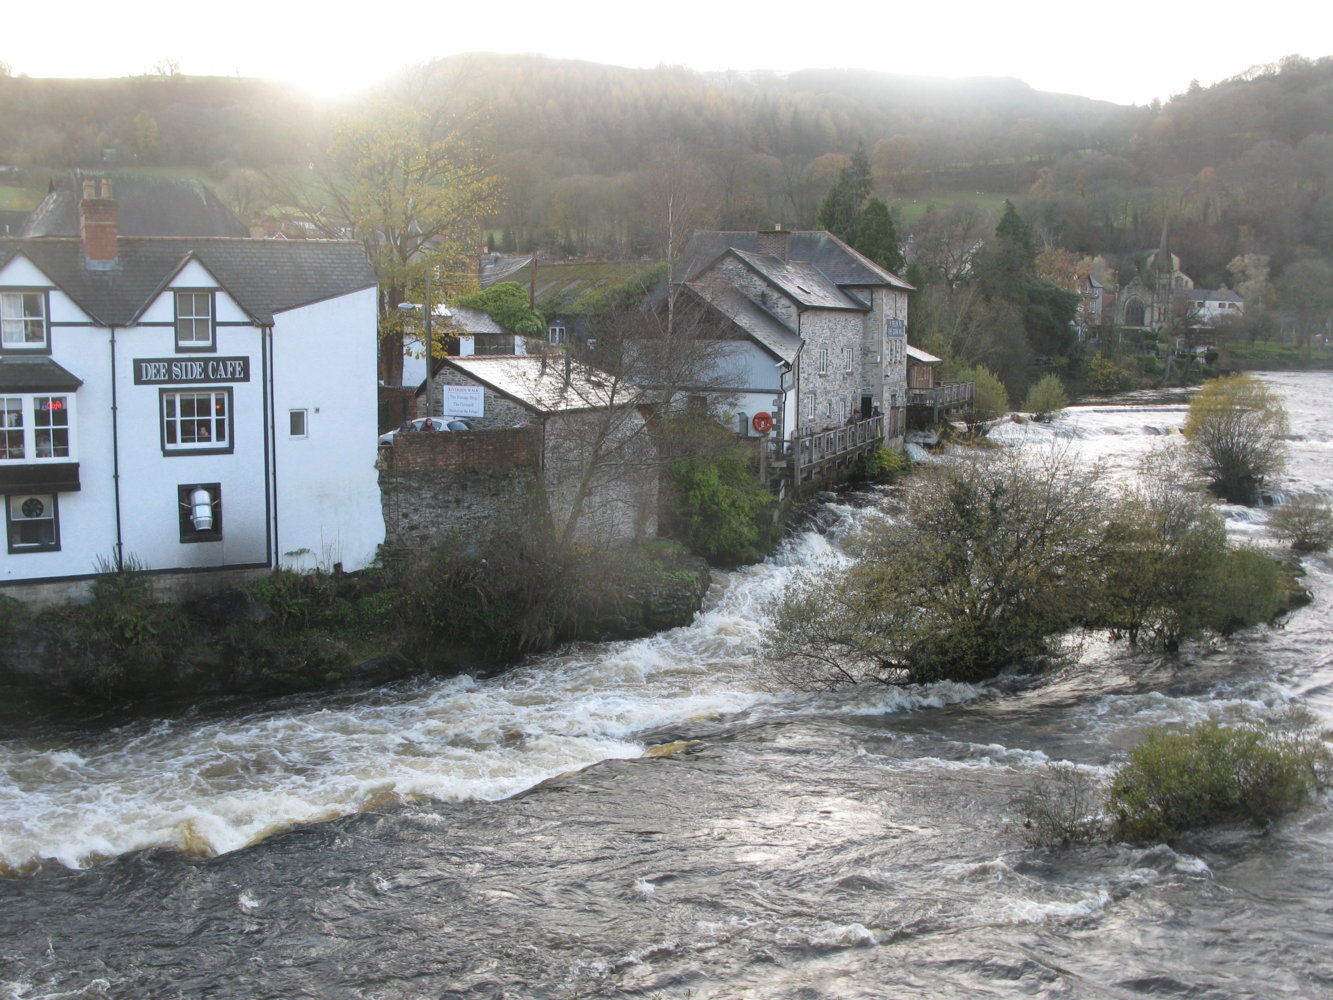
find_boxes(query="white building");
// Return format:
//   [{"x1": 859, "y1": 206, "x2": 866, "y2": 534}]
[{"x1": 0, "y1": 180, "x2": 383, "y2": 600}]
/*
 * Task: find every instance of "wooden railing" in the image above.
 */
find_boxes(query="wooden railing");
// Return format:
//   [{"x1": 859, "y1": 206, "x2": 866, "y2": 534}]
[
  {"x1": 907, "y1": 381, "x2": 973, "y2": 409},
  {"x1": 772, "y1": 413, "x2": 895, "y2": 485}
]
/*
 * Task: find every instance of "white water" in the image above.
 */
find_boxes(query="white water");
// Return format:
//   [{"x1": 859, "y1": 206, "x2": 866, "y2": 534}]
[{"x1": 3, "y1": 373, "x2": 1331, "y2": 874}]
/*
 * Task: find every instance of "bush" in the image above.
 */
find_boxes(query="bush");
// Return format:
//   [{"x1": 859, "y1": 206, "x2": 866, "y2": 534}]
[
  {"x1": 957, "y1": 364, "x2": 1009, "y2": 434},
  {"x1": 856, "y1": 446, "x2": 909, "y2": 482},
  {"x1": 1268, "y1": 495, "x2": 1333, "y2": 552},
  {"x1": 1022, "y1": 374, "x2": 1068, "y2": 421},
  {"x1": 664, "y1": 446, "x2": 780, "y2": 566},
  {"x1": 765, "y1": 447, "x2": 1107, "y2": 687},
  {"x1": 1107, "y1": 716, "x2": 1331, "y2": 844},
  {"x1": 1085, "y1": 354, "x2": 1136, "y2": 392},
  {"x1": 1183, "y1": 375, "x2": 1288, "y2": 503},
  {"x1": 1015, "y1": 763, "x2": 1106, "y2": 847}
]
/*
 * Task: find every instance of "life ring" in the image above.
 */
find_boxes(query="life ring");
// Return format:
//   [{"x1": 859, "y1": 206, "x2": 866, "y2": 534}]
[{"x1": 752, "y1": 412, "x2": 774, "y2": 433}]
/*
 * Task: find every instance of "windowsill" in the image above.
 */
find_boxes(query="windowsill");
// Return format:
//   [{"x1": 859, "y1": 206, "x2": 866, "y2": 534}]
[{"x1": 162, "y1": 446, "x2": 233, "y2": 457}]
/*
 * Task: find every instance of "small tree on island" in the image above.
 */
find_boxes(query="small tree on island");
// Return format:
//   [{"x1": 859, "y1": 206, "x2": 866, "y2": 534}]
[
  {"x1": 1023, "y1": 374, "x2": 1068, "y2": 422},
  {"x1": 1183, "y1": 375, "x2": 1289, "y2": 503}
]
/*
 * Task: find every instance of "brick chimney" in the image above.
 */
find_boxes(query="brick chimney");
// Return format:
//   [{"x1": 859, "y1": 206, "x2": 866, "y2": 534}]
[
  {"x1": 756, "y1": 225, "x2": 790, "y2": 260},
  {"x1": 80, "y1": 178, "x2": 119, "y2": 269}
]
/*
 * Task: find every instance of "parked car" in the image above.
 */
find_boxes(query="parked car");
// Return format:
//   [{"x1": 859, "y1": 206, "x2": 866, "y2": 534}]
[{"x1": 378, "y1": 416, "x2": 477, "y2": 444}]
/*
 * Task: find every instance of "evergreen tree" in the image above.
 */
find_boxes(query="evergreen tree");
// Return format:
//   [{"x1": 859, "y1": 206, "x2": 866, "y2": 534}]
[
  {"x1": 816, "y1": 143, "x2": 872, "y2": 244},
  {"x1": 853, "y1": 198, "x2": 905, "y2": 274}
]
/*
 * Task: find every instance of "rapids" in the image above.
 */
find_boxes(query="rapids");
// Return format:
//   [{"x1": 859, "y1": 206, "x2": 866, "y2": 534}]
[{"x1": 1, "y1": 372, "x2": 1331, "y2": 999}]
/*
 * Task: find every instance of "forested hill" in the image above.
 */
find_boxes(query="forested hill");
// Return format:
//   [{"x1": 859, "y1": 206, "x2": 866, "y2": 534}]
[{"x1": 2, "y1": 53, "x2": 1330, "y2": 283}]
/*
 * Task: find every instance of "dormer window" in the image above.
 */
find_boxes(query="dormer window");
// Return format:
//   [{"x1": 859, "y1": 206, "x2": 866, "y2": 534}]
[
  {"x1": 175, "y1": 291, "x2": 215, "y2": 351},
  {"x1": 1, "y1": 292, "x2": 48, "y2": 351}
]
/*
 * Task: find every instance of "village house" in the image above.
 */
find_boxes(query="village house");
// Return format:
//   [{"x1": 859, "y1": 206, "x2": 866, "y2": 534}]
[
  {"x1": 0, "y1": 176, "x2": 383, "y2": 603},
  {"x1": 670, "y1": 228, "x2": 913, "y2": 487},
  {"x1": 380, "y1": 354, "x2": 656, "y2": 550}
]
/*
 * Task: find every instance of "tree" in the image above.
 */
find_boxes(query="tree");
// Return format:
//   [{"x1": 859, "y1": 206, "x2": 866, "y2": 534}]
[
  {"x1": 1183, "y1": 375, "x2": 1289, "y2": 503},
  {"x1": 816, "y1": 143, "x2": 872, "y2": 243},
  {"x1": 1023, "y1": 374, "x2": 1068, "y2": 421},
  {"x1": 460, "y1": 282, "x2": 543, "y2": 336},
  {"x1": 283, "y1": 99, "x2": 501, "y2": 385},
  {"x1": 853, "y1": 198, "x2": 904, "y2": 274},
  {"x1": 764, "y1": 448, "x2": 1107, "y2": 688},
  {"x1": 1268, "y1": 495, "x2": 1333, "y2": 552},
  {"x1": 957, "y1": 364, "x2": 1010, "y2": 433}
]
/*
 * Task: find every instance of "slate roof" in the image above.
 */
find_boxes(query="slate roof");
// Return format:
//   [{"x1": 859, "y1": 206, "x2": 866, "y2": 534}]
[
  {"x1": 0, "y1": 357, "x2": 84, "y2": 393},
  {"x1": 729, "y1": 249, "x2": 863, "y2": 311},
  {"x1": 0, "y1": 237, "x2": 376, "y2": 326},
  {"x1": 679, "y1": 230, "x2": 913, "y2": 292},
  {"x1": 445, "y1": 304, "x2": 506, "y2": 335},
  {"x1": 440, "y1": 355, "x2": 623, "y2": 414},
  {"x1": 1175, "y1": 288, "x2": 1243, "y2": 304},
  {"x1": 22, "y1": 173, "x2": 248, "y2": 239},
  {"x1": 684, "y1": 282, "x2": 802, "y2": 364},
  {"x1": 0, "y1": 211, "x2": 29, "y2": 238}
]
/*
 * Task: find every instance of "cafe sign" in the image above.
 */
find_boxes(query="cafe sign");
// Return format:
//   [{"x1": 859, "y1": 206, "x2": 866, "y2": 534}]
[{"x1": 133, "y1": 357, "x2": 251, "y2": 385}]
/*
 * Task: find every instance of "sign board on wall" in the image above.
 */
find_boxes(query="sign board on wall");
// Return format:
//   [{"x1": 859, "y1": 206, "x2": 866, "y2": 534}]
[
  {"x1": 133, "y1": 357, "x2": 251, "y2": 385},
  {"x1": 442, "y1": 385, "x2": 485, "y2": 417}
]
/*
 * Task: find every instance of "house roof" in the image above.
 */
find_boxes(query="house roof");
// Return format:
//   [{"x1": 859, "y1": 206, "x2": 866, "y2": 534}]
[
  {"x1": 907, "y1": 345, "x2": 942, "y2": 365},
  {"x1": 439, "y1": 355, "x2": 625, "y2": 414},
  {"x1": 445, "y1": 304, "x2": 506, "y2": 334},
  {"x1": 0, "y1": 357, "x2": 84, "y2": 393},
  {"x1": 22, "y1": 173, "x2": 249, "y2": 239},
  {"x1": 684, "y1": 282, "x2": 802, "y2": 364},
  {"x1": 679, "y1": 230, "x2": 913, "y2": 292},
  {"x1": 0, "y1": 237, "x2": 377, "y2": 326},
  {"x1": 1175, "y1": 288, "x2": 1242, "y2": 304},
  {"x1": 729, "y1": 249, "x2": 865, "y2": 311}
]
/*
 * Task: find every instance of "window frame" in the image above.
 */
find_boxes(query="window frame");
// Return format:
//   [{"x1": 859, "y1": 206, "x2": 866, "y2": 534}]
[
  {"x1": 0, "y1": 393, "x2": 75, "y2": 463},
  {"x1": 843, "y1": 345, "x2": 855, "y2": 373},
  {"x1": 1, "y1": 290, "x2": 51, "y2": 353},
  {"x1": 174, "y1": 289, "x2": 216, "y2": 352},
  {"x1": 160, "y1": 387, "x2": 233, "y2": 456},
  {"x1": 818, "y1": 345, "x2": 829, "y2": 374},
  {"x1": 6, "y1": 492, "x2": 60, "y2": 554},
  {"x1": 288, "y1": 409, "x2": 308, "y2": 438}
]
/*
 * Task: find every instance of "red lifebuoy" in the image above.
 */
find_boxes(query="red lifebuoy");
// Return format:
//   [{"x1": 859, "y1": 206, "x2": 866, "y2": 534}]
[{"x1": 752, "y1": 411, "x2": 774, "y2": 433}]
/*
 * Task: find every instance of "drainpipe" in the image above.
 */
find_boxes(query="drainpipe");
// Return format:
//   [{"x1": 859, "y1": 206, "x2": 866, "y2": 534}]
[{"x1": 109, "y1": 325, "x2": 124, "y2": 572}]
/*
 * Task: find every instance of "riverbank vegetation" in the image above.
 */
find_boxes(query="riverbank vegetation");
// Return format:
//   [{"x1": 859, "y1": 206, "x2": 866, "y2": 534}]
[
  {"x1": 764, "y1": 443, "x2": 1305, "y2": 690},
  {"x1": 1018, "y1": 711, "x2": 1333, "y2": 847},
  {"x1": 0, "y1": 535, "x2": 710, "y2": 706}
]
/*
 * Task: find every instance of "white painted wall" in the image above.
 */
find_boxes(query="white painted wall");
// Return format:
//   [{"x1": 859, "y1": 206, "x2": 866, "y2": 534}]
[{"x1": 271, "y1": 287, "x2": 383, "y2": 572}]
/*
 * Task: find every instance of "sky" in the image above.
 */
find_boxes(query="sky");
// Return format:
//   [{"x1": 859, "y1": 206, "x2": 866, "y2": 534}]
[{"x1": 5, "y1": 0, "x2": 1322, "y2": 107}]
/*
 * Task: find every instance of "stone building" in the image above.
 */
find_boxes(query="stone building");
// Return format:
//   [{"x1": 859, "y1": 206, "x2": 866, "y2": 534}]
[{"x1": 381, "y1": 354, "x2": 656, "y2": 550}]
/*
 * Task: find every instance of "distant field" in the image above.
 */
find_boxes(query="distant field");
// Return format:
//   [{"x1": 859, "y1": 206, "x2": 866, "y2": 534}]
[{"x1": 895, "y1": 191, "x2": 1011, "y2": 222}]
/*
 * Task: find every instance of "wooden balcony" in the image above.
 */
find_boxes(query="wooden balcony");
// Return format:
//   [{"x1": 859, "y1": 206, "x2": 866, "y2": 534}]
[
  {"x1": 907, "y1": 381, "x2": 973, "y2": 427},
  {"x1": 769, "y1": 412, "x2": 903, "y2": 488}
]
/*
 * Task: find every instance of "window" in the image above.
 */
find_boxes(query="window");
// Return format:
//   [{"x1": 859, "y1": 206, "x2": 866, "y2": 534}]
[
  {"x1": 548, "y1": 321, "x2": 566, "y2": 345},
  {"x1": 162, "y1": 389, "x2": 231, "y2": 453},
  {"x1": 843, "y1": 346, "x2": 854, "y2": 372},
  {"x1": 289, "y1": 409, "x2": 308, "y2": 438},
  {"x1": 825, "y1": 399, "x2": 832, "y2": 419},
  {"x1": 178, "y1": 483, "x2": 222, "y2": 543},
  {"x1": 0, "y1": 395, "x2": 72, "y2": 462},
  {"x1": 175, "y1": 291, "x2": 214, "y2": 350},
  {"x1": 1, "y1": 292, "x2": 48, "y2": 350},
  {"x1": 7, "y1": 493, "x2": 59, "y2": 553},
  {"x1": 804, "y1": 393, "x2": 816, "y2": 420},
  {"x1": 818, "y1": 346, "x2": 829, "y2": 374}
]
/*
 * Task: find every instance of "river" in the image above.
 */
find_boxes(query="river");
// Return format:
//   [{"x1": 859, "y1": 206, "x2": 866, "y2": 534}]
[{"x1": 2, "y1": 373, "x2": 1331, "y2": 999}]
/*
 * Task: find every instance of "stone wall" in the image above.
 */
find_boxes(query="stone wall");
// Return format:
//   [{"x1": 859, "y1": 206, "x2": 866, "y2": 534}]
[{"x1": 379, "y1": 429, "x2": 543, "y2": 553}]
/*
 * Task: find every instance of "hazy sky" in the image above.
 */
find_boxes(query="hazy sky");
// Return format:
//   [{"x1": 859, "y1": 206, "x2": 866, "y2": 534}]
[{"x1": 7, "y1": 0, "x2": 1320, "y2": 107}]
